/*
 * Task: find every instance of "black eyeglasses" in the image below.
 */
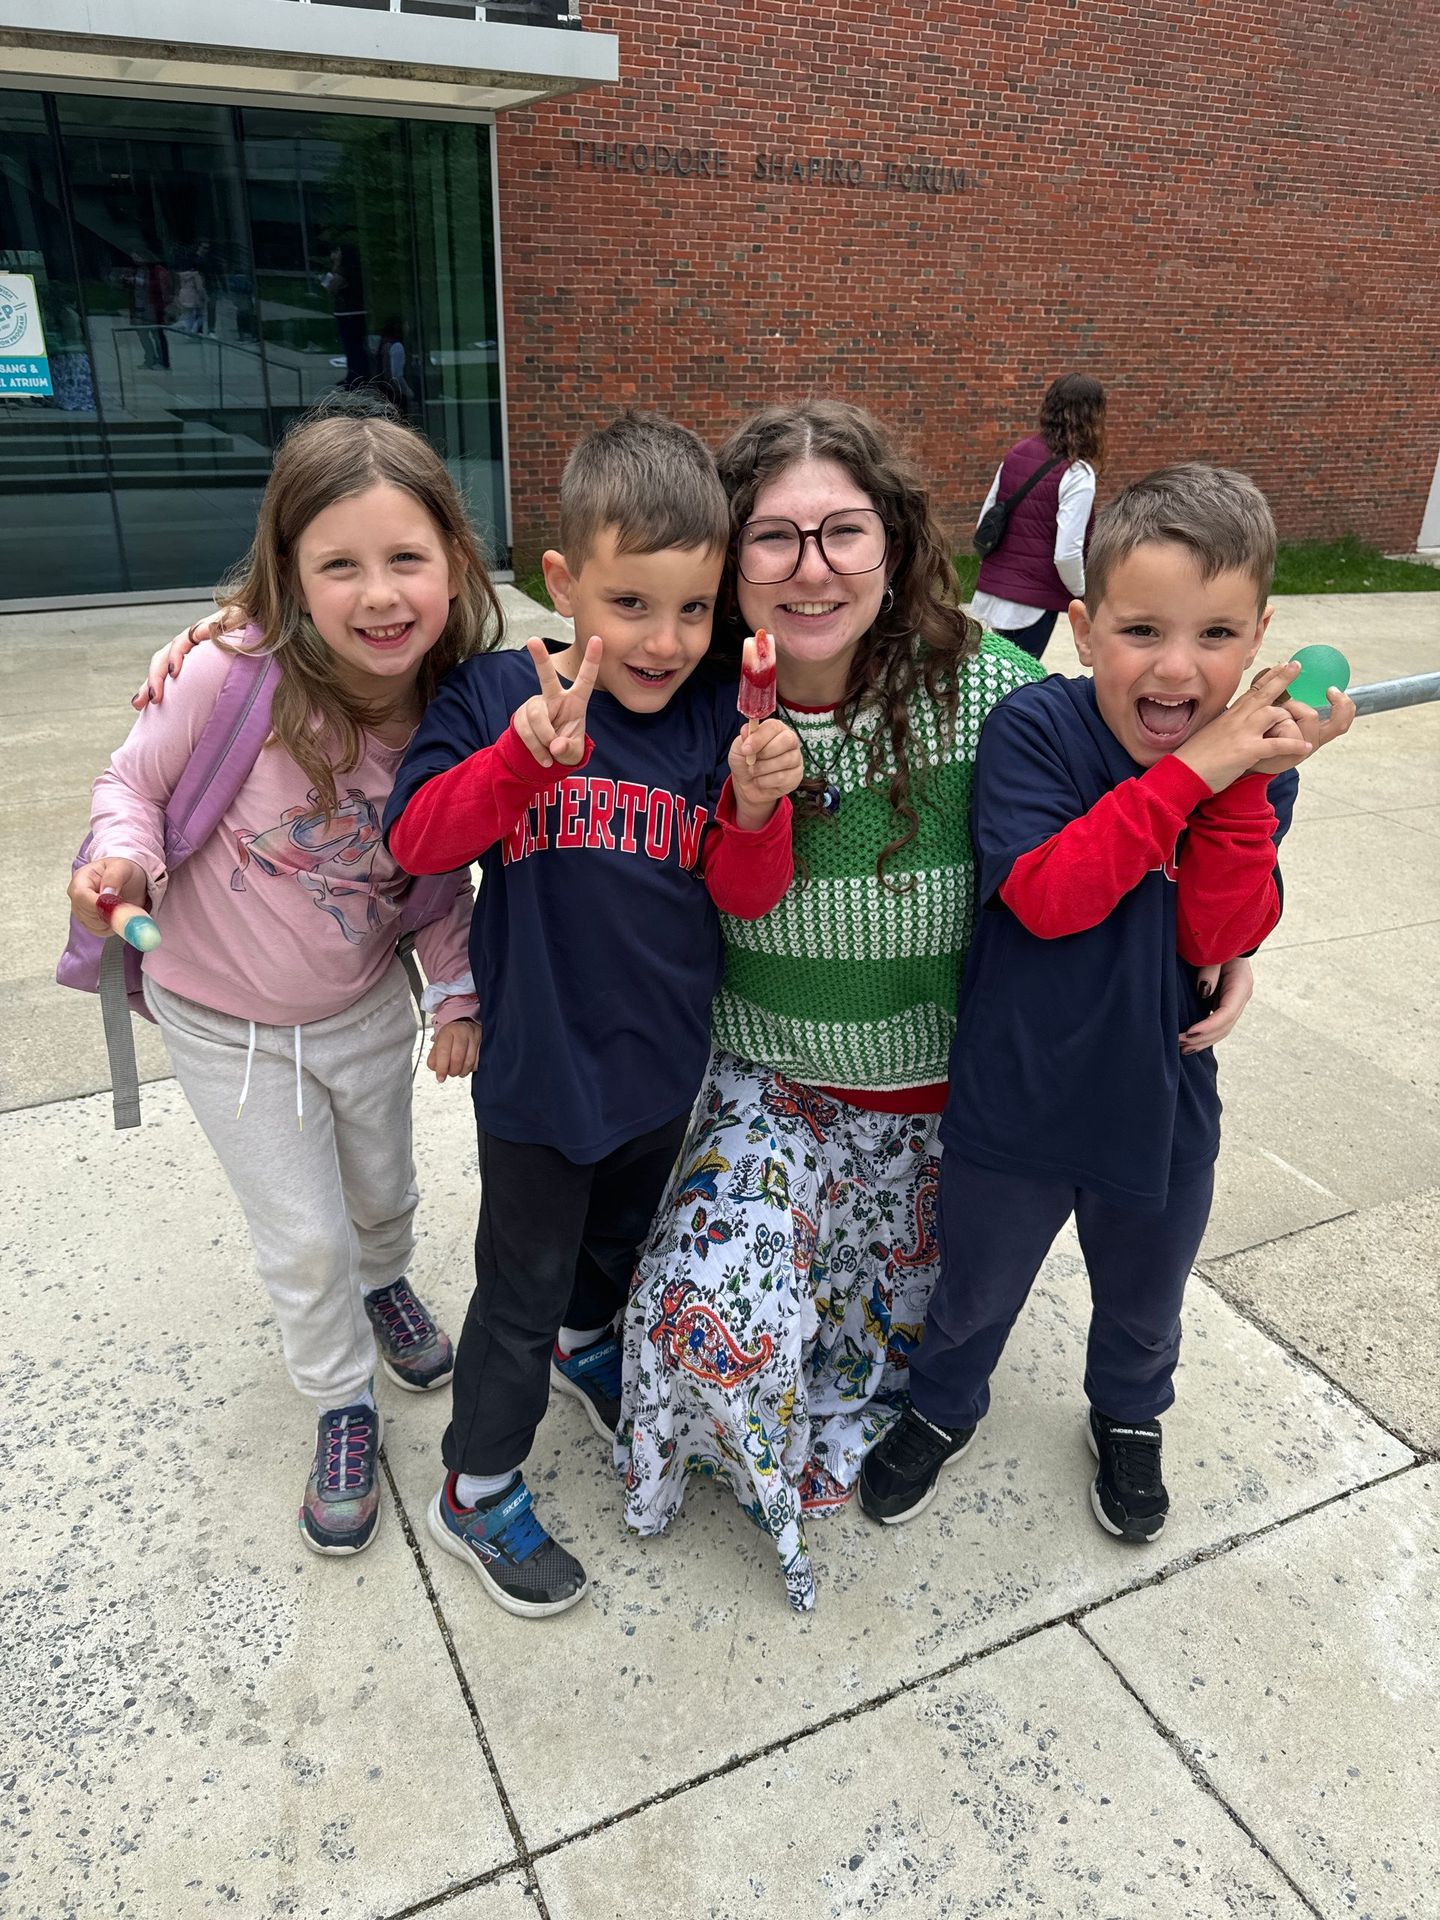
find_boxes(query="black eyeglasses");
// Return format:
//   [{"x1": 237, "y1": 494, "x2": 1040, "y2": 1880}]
[{"x1": 736, "y1": 508, "x2": 889, "y2": 585}]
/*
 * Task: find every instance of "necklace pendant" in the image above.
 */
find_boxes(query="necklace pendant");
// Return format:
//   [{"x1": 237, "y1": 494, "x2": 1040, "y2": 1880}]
[{"x1": 820, "y1": 783, "x2": 842, "y2": 815}]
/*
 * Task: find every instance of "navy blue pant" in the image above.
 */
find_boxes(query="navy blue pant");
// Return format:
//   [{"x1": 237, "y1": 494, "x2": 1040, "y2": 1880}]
[
  {"x1": 990, "y1": 608, "x2": 1060, "y2": 659},
  {"x1": 909, "y1": 1156, "x2": 1215, "y2": 1429}
]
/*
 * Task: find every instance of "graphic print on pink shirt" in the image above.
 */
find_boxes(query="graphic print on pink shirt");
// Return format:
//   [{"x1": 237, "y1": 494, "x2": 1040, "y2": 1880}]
[{"x1": 231, "y1": 787, "x2": 397, "y2": 944}]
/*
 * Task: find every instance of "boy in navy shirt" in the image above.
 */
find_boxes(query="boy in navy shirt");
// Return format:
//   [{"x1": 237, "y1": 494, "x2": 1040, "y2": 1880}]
[
  {"x1": 385, "y1": 414, "x2": 802, "y2": 1616},
  {"x1": 860, "y1": 465, "x2": 1355, "y2": 1542}
]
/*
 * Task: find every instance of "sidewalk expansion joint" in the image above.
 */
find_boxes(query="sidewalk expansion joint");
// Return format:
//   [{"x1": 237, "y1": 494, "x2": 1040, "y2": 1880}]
[
  {"x1": 515, "y1": 1458, "x2": 1424, "y2": 1870},
  {"x1": 1075, "y1": 1623, "x2": 1328, "y2": 1918},
  {"x1": 1193, "y1": 1260, "x2": 1424, "y2": 1456},
  {"x1": 378, "y1": 1446, "x2": 554, "y2": 1920},
  {"x1": 1264, "y1": 912, "x2": 1440, "y2": 955}
]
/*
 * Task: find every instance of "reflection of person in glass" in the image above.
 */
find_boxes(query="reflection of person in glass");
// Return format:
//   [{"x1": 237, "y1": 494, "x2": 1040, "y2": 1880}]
[
  {"x1": 124, "y1": 250, "x2": 171, "y2": 368},
  {"x1": 175, "y1": 245, "x2": 207, "y2": 335},
  {"x1": 371, "y1": 315, "x2": 415, "y2": 417},
  {"x1": 321, "y1": 242, "x2": 369, "y2": 389}
]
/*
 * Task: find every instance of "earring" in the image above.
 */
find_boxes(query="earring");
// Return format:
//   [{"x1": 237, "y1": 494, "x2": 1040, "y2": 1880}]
[{"x1": 880, "y1": 584, "x2": 895, "y2": 612}]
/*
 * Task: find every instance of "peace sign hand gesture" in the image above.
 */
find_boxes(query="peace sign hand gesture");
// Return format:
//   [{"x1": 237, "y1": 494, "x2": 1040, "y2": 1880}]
[{"x1": 513, "y1": 635, "x2": 604, "y2": 769}]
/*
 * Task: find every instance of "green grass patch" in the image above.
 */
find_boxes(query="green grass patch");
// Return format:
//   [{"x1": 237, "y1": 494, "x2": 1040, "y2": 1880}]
[
  {"x1": 1270, "y1": 537, "x2": 1440, "y2": 594},
  {"x1": 514, "y1": 566, "x2": 553, "y2": 609}
]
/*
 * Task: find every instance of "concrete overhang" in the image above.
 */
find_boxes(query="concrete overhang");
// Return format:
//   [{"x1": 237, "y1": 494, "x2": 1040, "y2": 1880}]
[{"x1": 0, "y1": 0, "x2": 619, "y2": 116}]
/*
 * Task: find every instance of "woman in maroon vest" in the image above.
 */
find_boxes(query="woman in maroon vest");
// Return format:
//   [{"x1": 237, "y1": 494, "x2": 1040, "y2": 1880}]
[{"x1": 971, "y1": 373, "x2": 1106, "y2": 659}]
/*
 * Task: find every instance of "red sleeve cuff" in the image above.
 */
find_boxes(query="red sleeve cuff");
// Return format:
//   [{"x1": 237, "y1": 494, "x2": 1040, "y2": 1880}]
[
  {"x1": 495, "y1": 718, "x2": 593, "y2": 789},
  {"x1": 1141, "y1": 752, "x2": 1214, "y2": 814},
  {"x1": 1193, "y1": 770, "x2": 1277, "y2": 822}
]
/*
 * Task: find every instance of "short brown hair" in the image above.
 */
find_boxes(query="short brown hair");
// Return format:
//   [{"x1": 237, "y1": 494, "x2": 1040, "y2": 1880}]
[
  {"x1": 1085, "y1": 463, "x2": 1277, "y2": 613},
  {"x1": 558, "y1": 410, "x2": 730, "y2": 571},
  {"x1": 220, "y1": 394, "x2": 502, "y2": 811}
]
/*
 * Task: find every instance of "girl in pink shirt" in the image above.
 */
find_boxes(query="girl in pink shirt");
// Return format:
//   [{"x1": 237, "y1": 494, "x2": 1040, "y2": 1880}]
[{"x1": 68, "y1": 400, "x2": 498, "y2": 1556}]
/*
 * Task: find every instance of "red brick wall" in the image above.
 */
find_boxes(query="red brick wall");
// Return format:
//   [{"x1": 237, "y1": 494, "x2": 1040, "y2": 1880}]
[{"x1": 496, "y1": 2, "x2": 1439, "y2": 567}]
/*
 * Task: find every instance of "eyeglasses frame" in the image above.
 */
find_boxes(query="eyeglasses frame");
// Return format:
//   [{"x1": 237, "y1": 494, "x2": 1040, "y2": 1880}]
[{"x1": 735, "y1": 507, "x2": 891, "y2": 585}]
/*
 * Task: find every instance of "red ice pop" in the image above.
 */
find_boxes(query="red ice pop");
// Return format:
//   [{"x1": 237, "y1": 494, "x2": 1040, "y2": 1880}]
[
  {"x1": 97, "y1": 886, "x2": 163, "y2": 953},
  {"x1": 738, "y1": 628, "x2": 777, "y2": 730}
]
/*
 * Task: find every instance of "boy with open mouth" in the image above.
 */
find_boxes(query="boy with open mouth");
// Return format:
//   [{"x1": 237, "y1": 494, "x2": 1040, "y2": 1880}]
[{"x1": 861, "y1": 463, "x2": 1354, "y2": 1544}]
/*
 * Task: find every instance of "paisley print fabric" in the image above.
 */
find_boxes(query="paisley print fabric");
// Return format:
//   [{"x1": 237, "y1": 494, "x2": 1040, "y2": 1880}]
[{"x1": 617, "y1": 1050, "x2": 941, "y2": 1612}]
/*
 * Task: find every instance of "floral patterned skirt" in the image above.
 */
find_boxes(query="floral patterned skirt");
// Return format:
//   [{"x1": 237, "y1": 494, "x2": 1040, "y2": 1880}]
[{"x1": 616, "y1": 1050, "x2": 942, "y2": 1611}]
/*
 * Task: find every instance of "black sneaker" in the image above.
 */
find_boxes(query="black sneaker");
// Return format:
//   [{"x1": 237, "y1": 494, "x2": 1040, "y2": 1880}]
[
  {"x1": 1087, "y1": 1408, "x2": 1168, "y2": 1541},
  {"x1": 858, "y1": 1404, "x2": 976, "y2": 1525},
  {"x1": 427, "y1": 1472, "x2": 589, "y2": 1619}
]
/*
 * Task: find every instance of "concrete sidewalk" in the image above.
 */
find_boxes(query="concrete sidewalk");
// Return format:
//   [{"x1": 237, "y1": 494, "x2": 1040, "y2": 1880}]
[{"x1": 3, "y1": 592, "x2": 1437, "y2": 1920}]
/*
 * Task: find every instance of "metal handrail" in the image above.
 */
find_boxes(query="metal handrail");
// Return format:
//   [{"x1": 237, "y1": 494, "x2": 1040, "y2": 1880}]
[
  {"x1": 111, "y1": 325, "x2": 305, "y2": 413},
  {"x1": 1347, "y1": 672, "x2": 1440, "y2": 716}
]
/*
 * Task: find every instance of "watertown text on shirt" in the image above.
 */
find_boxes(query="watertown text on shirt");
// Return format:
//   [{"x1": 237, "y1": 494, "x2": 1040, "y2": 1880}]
[{"x1": 572, "y1": 142, "x2": 967, "y2": 195}]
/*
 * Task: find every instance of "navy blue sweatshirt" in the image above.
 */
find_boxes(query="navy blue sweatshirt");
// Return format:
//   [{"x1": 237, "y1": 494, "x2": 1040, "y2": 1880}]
[
  {"x1": 941, "y1": 674, "x2": 1298, "y2": 1210},
  {"x1": 383, "y1": 651, "x2": 792, "y2": 1163}
]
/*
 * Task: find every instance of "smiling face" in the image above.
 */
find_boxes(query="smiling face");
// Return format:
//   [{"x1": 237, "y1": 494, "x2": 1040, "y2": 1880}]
[
  {"x1": 541, "y1": 526, "x2": 722, "y2": 712},
  {"x1": 735, "y1": 456, "x2": 890, "y2": 704},
  {"x1": 1070, "y1": 541, "x2": 1271, "y2": 767},
  {"x1": 294, "y1": 482, "x2": 458, "y2": 703}
]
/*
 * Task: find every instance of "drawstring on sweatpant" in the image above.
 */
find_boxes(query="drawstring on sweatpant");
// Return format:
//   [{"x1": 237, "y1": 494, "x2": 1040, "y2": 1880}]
[
  {"x1": 234, "y1": 1019, "x2": 304, "y2": 1129},
  {"x1": 237, "y1": 1021, "x2": 257, "y2": 1119}
]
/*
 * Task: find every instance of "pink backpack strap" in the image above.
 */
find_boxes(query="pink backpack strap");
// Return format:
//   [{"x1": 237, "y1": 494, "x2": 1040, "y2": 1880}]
[{"x1": 163, "y1": 640, "x2": 279, "y2": 864}]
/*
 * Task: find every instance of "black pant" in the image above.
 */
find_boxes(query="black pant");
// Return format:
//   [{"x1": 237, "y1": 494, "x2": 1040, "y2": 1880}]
[
  {"x1": 909, "y1": 1156, "x2": 1215, "y2": 1429},
  {"x1": 443, "y1": 1114, "x2": 689, "y2": 1475}
]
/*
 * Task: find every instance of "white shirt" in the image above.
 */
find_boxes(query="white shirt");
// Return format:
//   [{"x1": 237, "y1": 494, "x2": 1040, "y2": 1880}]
[{"x1": 969, "y1": 458, "x2": 1096, "y2": 632}]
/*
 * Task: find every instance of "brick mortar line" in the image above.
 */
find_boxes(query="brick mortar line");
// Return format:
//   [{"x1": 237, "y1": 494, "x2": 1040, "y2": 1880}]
[
  {"x1": 1073, "y1": 1622, "x2": 1329, "y2": 1919},
  {"x1": 1191, "y1": 1261, "x2": 1429, "y2": 1459},
  {"x1": 499, "y1": 1458, "x2": 1426, "y2": 1872},
  {"x1": 376, "y1": 1449, "x2": 553, "y2": 1920}
]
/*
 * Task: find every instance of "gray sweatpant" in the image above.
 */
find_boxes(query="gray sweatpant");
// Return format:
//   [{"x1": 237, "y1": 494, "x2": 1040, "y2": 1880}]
[{"x1": 144, "y1": 965, "x2": 419, "y2": 1410}]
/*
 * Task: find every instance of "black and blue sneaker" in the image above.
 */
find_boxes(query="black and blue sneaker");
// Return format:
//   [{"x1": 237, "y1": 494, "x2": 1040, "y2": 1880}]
[
  {"x1": 549, "y1": 1332, "x2": 623, "y2": 1441},
  {"x1": 427, "y1": 1472, "x2": 589, "y2": 1619}
]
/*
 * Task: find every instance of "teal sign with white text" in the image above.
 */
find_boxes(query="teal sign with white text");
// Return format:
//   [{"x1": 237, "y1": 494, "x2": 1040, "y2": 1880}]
[{"x1": 0, "y1": 275, "x2": 52, "y2": 397}]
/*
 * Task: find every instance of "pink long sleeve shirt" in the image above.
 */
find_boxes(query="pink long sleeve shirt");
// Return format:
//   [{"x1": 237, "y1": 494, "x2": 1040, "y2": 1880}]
[{"x1": 88, "y1": 642, "x2": 477, "y2": 1029}]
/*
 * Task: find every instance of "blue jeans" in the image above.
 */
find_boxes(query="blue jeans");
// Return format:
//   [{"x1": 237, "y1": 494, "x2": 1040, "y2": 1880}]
[{"x1": 992, "y1": 609, "x2": 1059, "y2": 658}]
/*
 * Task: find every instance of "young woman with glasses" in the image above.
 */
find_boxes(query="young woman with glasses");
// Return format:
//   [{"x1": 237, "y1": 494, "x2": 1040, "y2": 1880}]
[{"x1": 616, "y1": 400, "x2": 1046, "y2": 1611}]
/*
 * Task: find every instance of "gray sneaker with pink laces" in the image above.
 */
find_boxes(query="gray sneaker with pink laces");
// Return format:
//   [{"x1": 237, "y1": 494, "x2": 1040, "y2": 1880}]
[
  {"x1": 299, "y1": 1401, "x2": 383, "y2": 1555},
  {"x1": 363, "y1": 1277, "x2": 455, "y2": 1393}
]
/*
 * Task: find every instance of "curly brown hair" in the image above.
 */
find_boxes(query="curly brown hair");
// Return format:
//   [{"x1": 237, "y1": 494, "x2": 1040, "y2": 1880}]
[
  {"x1": 218, "y1": 396, "x2": 503, "y2": 812},
  {"x1": 1038, "y1": 372, "x2": 1107, "y2": 468},
  {"x1": 717, "y1": 400, "x2": 979, "y2": 887}
]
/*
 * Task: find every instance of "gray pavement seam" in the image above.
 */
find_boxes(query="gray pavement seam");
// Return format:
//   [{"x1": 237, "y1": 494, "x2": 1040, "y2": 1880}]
[
  {"x1": 1073, "y1": 1621, "x2": 1328, "y2": 1919},
  {"x1": 476, "y1": 1459, "x2": 1425, "y2": 1874},
  {"x1": 1191, "y1": 1263, "x2": 1434, "y2": 1461},
  {"x1": 1264, "y1": 913, "x2": 1440, "y2": 955},
  {"x1": 376, "y1": 1446, "x2": 553, "y2": 1920},
  {"x1": 1205, "y1": 1204, "x2": 1357, "y2": 1263}
]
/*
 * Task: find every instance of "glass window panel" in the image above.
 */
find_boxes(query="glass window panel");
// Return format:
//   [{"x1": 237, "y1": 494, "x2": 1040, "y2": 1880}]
[
  {"x1": 408, "y1": 119, "x2": 508, "y2": 564},
  {"x1": 239, "y1": 108, "x2": 412, "y2": 436},
  {"x1": 0, "y1": 89, "x2": 125, "y2": 600},
  {"x1": 53, "y1": 95, "x2": 272, "y2": 593}
]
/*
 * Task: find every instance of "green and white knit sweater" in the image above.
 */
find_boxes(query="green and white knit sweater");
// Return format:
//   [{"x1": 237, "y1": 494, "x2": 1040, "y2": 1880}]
[{"x1": 713, "y1": 633, "x2": 1045, "y2": 1094}]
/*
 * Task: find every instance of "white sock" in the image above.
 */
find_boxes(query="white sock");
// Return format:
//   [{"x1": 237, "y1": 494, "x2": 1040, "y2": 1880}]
[
  {"x1": 330, "y1": 1387, "x2": 375, "y2": 1413},
  {"x1": 455, "y1": 1470, "x2": 516, "y2": 1508},
  {"x1": 556, "y1": 1323, "x2": 611, "y2": 1357}
]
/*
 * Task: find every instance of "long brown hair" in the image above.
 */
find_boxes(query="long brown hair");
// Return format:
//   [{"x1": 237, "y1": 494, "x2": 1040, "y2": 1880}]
[
  {"x1": 717, "y1": 400, "x2": 978, "y2": 887},
  {"x1": 1038, "y1": 372, "x2": 1107, "y2": 468},
  {"x1": 218, "y1": 397, "x2": 503, "y2": 811}
]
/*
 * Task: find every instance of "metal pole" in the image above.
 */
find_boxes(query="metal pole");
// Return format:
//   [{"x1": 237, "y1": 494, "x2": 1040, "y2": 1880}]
[{"x1": 1345, "y1": 673, "x2": 1440, "y2": 716}]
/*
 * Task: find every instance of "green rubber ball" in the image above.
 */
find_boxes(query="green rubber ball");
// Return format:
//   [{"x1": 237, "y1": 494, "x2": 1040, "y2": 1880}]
[{"x1": 1286, "y1": 644, "x2": 1350, "y2": 708}]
